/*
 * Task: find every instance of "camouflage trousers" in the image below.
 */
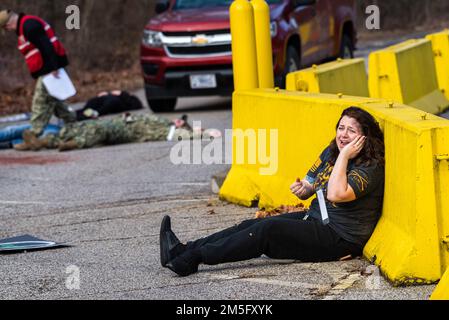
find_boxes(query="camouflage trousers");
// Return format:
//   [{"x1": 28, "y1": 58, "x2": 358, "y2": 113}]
[
  {"x1": 30, "y1": 77, "x2": 76, "y2": 136},
  {"x1": 45, "y1": 114, "x2": 193, "y2": 150}
]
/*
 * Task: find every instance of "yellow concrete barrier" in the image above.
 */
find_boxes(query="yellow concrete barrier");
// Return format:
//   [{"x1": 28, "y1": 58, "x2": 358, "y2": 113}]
[
  {"x1": 427, "y1": 30, "x2": 449, "y2": 101},
  {"x1": 369, "y1": 39, "x2": 449, "y2": 114},
  {"x1": 220, "y1": 89, "x2": 449, "y2": 285},
  {"x1": 286, "y1": 58, "x2": 369, "y2": 97},
  {"x1": 431, "y1": 267, "x2": 449, "y2": 300}
]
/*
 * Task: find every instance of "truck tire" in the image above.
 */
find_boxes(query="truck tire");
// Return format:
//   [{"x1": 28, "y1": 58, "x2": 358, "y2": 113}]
[
  {"x1": 282, "y1": 46, "x2": 301, "y2": 88},
  {"x1": 339, "y1": 34, "x2": 354, "y2": 59},
  {"x1": 147, "y1": 98, "x2": 178, "y2": 113}
]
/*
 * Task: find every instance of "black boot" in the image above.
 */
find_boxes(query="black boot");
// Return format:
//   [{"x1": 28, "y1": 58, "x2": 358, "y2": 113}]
[
  {"x1": 166, "y1": 248, "x2": 202, "y2": 277},
  {"x1": 159, "y1": 215, "x2": 185, "y2": 267}
]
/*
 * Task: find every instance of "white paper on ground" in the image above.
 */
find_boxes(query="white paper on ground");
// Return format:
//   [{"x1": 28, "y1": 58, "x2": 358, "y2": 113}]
[{"x1": 42, "y1": 68, "x2": 77, "y2": 101}]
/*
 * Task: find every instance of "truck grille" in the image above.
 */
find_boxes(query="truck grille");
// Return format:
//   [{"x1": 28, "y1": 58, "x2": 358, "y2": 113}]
[
  {"x1": 166, "y1": 44, "x2": 232, "y2": 56},
  {"x1": 162, "y1": 30, "x2": 232, "y2": 58},
  {"x1": 162, "y1": 29, "x2": 230, "y2": 37}
]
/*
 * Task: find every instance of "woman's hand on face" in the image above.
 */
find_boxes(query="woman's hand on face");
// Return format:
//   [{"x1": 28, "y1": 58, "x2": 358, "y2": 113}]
[
  {"x1": 341, "y1": 135, "x2": 366, "y2": 160},
  {"x1": 290, "y1": 179, "x2": 313, "y2": 199}
]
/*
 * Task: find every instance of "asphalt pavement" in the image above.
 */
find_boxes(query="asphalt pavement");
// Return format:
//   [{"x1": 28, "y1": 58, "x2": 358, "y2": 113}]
[{"x1": 0, "y1": 96, "x2": 438, "y2": 300}]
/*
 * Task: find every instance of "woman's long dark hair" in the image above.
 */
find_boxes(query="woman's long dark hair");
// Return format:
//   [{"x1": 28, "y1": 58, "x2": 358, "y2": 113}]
[{"x1": 328, "y1": 107, "x2": 385, "y2": 167}]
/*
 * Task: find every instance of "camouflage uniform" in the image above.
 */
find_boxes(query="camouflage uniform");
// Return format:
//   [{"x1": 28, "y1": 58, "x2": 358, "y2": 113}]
[
  {"x1": 30, "y1": 77, "x2": 76, "y2": 136},
  {"x1": 44, "y1": 119, "x2": 109, "y2": 149},
  {"x1": 44, "y1": 114, "x2": 194, "y2": 150},
  {"x1": 108, "y1": 114, "x2": 173, "y2": 144}
]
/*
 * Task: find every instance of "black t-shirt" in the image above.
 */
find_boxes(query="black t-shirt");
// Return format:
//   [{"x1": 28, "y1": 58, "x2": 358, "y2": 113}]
[{"x1": 305, "y1": 147, "x2": 385, "y2": 247}]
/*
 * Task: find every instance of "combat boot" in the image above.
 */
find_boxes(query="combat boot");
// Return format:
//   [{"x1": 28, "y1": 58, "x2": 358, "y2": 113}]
[
  {"x1": 36, "y1": 136, "x2": 52, "y2": 149},
  {"x1": 58, "y1": 140, "x2": 79, "y2": 152},
  {"x1": 23, "y1": 130, "x2": 41, "y2": 151},
  {"x1": 13, "y1": 142, "x2": 33, "y2": 152}
]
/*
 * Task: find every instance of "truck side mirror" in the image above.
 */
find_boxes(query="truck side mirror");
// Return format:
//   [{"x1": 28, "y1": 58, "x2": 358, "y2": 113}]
[{"x1": 155, "y1": 0, "x2": 169, "y2": 14}]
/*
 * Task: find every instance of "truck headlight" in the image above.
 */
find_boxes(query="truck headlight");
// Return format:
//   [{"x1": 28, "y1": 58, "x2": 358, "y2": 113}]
[
  {"x1": 143, "y1": 30, "x2": 163, "y2": 48},
  {"x1": 270, "y1": 21, "x2": 278, "y2": 38}
]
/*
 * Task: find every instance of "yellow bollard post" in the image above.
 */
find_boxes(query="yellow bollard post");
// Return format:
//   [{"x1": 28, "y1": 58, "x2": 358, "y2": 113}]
[
  {"x1": 251, "y1": 0, "x2": 274, "y2": 89},
  {"x1": 230, "y1": 0, "x2": 259, "y2": 91}
]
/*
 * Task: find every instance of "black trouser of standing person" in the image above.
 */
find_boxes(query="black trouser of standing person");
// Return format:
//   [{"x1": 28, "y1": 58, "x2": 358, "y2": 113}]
[{"x1": 186, "y1": 212, "x2": 363, "y2": 266}]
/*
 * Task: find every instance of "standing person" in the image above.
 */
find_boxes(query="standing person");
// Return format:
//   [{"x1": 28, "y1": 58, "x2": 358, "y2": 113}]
[
  {"x1": 0, "y1": 9, "x2": 76, "y2": 151},
  {"x1": 159, "y1": 107, "x2": 385, "y2": 277}
]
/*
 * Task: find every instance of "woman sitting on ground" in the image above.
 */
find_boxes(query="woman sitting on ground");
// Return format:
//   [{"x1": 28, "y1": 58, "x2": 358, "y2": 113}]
[{"x1": 160, "y1": 106, "x2": 385, "y2": 277}]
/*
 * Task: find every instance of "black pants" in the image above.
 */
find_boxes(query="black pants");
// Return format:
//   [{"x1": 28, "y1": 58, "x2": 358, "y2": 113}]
[{"x1": 187, "y1": 212, "x2": 363, "y2": 266}]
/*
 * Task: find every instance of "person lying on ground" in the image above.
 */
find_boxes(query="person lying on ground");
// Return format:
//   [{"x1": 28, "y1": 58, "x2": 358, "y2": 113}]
[
  {"x1": 0, "y1": 124, "x2": 60, "y2": 150},
  {"x1": 15, "y1": 113, "x2": 221, "y2": 152},
  {"x1": 76, "y1": 90, "x2": 143, "y2": 121},
  {"x1": 159, "y1": 106, "x2": 385, "y2": 277}
]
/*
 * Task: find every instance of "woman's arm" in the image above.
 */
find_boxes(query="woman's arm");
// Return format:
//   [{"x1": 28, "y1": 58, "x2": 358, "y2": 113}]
[
  {"x1": 290, "y1": 178, "x2": 315, "y2": 200},
  {"x1": 327, "y1": 136, "x2": 366, "y2": 203}
]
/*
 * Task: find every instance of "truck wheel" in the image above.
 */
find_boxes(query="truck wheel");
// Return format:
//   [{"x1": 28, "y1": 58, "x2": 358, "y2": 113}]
[
  {"x1": 282, "y1": 46, "x2": 301, "y2": 88},
  {"x1": 340, "y1": 34, "x2": 354, "y2": 59},
  {"x1": 147, "y1": 98, "x2": 178, "y2": 113},
  {"x1": 285, "y1": 46, "x2": 301, "y2": 74}
]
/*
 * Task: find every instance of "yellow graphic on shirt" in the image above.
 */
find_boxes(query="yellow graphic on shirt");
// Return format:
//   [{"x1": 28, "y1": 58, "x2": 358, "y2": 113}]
[
  {"x1": 309, "y1": 157, "x2": 323, "y2": 175},
  {"x1": 348, "y1": 170, "x2": 369, "y2": 193},
  {"x1": 313, "y1": 163, "x2": 334, "y2": 190}
]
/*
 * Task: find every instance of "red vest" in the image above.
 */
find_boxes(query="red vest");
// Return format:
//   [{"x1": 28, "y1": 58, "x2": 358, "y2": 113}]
[{"x1": 17, "y1": 15, "x2": 67, "y2": 74}]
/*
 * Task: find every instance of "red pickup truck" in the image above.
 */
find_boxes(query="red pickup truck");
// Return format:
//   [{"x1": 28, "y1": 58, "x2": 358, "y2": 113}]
[{"x1": 141, "y1": 0, "x2": 357, "y2": 112}]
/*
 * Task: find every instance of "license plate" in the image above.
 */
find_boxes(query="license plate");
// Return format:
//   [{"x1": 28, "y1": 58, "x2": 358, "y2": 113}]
[{"x1": 190, "y1": 74, "x2": 217, "y2": 89}]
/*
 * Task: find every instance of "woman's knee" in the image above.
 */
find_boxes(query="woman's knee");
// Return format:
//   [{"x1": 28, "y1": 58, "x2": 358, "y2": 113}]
[
  {"x1": 254, "y1": 219, "x2": 283, "y2": 238},
  {"x1": 236, "y1": 218, "x2": 261, "y2": 231}
]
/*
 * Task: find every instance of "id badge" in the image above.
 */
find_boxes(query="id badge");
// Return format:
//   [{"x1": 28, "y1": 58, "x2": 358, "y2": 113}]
[{"x1": 317, "y1": 189, "x2": 330, "y2": 225}]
